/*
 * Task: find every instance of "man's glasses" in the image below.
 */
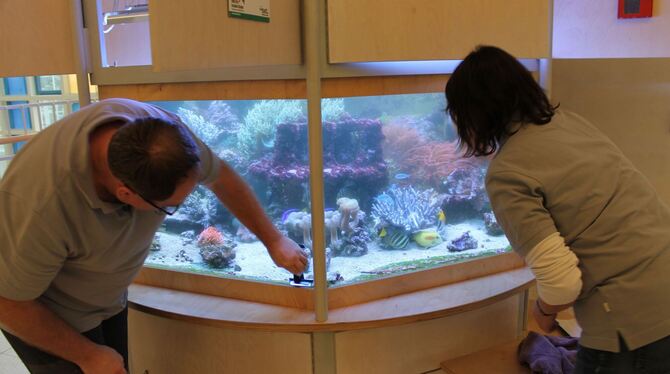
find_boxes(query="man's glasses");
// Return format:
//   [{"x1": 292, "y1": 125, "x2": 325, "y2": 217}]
[{"x1": 125, "y1": 184, "x2": 180, "y2": 216}]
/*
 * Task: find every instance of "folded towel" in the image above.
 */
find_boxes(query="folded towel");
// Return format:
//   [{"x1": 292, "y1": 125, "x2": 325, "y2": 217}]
[{"x1": 518, "y1": 331, "x2": 579, "y2": 374}]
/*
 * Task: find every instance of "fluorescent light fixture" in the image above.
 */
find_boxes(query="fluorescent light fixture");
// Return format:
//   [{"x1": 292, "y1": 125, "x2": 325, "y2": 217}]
[{"x1": 103, "y1": 4, "x2": 149, "y2": 26}]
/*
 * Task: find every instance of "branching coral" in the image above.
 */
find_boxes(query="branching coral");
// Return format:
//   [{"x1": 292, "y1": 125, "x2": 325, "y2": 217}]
[
  {"x1": 237, "y1": 100, "x2": 304, "y2": 160},
  {"x1": 321, "y1": 98, "x2": 345, "y2": 121},
  {"x1": 180, "y1": 186, "x2": 220, "y2": 228},
  {"x1": 371, "y1": 185, "x2": 445, "y2": 233}
]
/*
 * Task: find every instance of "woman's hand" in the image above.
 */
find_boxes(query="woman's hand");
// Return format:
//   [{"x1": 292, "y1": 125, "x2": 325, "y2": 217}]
[
  {"x1": 533, "y1": 299, "x2": 558, "y2": 333},
  {"x1": 266, "y1": 236, "x2": 309, "y2": 274}
]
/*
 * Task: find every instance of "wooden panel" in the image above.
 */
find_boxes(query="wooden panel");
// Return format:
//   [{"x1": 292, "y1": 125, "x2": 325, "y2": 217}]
[
  {"x1": 552, "y1": 58, "x2": 670, "y2": 203},
  {"x1": 441, "y1": 299, "x2": 575, "y2": 373},
  {"x1": 128, "y1": 268, "x2": 534, "y2": 332},
  {"x1": 98, "y1": 75, "x2": 450, "y2": 101},
  {"x1": 150, "y1": 0, "x2": 302, "y2": 71},
  {"x1": 128, "y1": 309, "x2": 312, "y2": 374},
  {"x1": 335, "y1": 295, "x2": 521, "y2": 374},
  {"x1": 328, "y1": 252, "x2": 525, "y2": 308},
  {"x1": 134, "y1": 267, "x2": 314, "y2": 309},
  {"x1": 98, "y1": 80, "x2": 307, "y2": 101},
  {"x1": 327, "y1": 0, "x2": 550, "y2": 63},
  {"x1": 0, "y1": 0, "x2": 77, "y2": 76},
  {"x1": 322, "y1": 74, "x2": 449, "y2": 98}
]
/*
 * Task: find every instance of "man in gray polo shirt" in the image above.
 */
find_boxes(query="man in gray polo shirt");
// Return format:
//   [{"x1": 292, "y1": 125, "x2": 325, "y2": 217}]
[
  {"x1": 0, "y1": 98, "x2": 308, "y2": 373},
  {"x1": 446, "y1": 46, "x2": 670, "y2": 373}
]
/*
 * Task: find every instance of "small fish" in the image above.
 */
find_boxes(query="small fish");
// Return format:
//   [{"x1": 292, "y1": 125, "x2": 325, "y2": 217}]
[
  {"x1": 394, "y1": 173, "x2": 410, "y2": 180},
  {"x1": 378, "y1": 227, "x2": 387, "y2": 238},
  {"x1": 413, "y1": 229, "x2": 442, "y2": 248},
  {"x1": 437, "y1": 209, "x2": 446, "y2": 231}
]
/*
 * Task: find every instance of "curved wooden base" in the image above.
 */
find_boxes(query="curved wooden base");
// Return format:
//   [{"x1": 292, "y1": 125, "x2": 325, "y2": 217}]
[
  {"x1": 128, "y1": 272, "x2": 533, "y2": 374},
  {"x1": 129, "y1": 267, "x2": 533, "y2": 332}
]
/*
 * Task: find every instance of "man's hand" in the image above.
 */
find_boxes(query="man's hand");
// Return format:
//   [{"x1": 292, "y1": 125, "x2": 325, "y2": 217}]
[
  {"x1": 532, "y1": 299, "x2": 558, "y2": 333},
  {"x1": 267, "y1": 236, "x2": 308, "y2": 274},
  {"x1": 78, "y1": 345, "x2": 127, "y2": 374}
]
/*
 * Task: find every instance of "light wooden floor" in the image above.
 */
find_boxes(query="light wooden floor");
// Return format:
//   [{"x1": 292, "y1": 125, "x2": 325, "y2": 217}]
[{"x1": 0, "y1": 333, "x2": 28, "y2": 373}]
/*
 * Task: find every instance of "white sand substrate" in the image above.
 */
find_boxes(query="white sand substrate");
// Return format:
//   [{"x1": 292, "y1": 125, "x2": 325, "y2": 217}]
[{"x1": 145, "y1": 219, "x2": 509, "y2": 285}]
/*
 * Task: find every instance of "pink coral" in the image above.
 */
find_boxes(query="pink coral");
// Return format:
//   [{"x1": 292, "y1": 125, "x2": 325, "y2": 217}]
[
  {"x1": 197, "y1": 226, "x2": 225, "y2": 247},
  {"x1": 403, "y1": 141, "x2": 482, "y2": 185}
]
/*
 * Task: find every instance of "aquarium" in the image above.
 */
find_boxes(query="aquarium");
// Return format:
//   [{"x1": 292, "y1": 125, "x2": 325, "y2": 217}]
[{"x1": 146, "y1": 94, "x2": 511, "y2": 286}]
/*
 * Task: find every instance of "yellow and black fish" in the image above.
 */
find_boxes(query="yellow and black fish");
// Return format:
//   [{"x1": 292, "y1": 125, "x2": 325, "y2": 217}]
[{"x1": 378, "y1": 226, "x2": 410, "y2": 249}]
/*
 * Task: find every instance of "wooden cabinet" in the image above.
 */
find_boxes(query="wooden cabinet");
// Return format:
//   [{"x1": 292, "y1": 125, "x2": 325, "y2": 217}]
[
  {"x1": 0, "y1": 0, "x2": 76, "y2": 77},
  {"x1": 149, "y1": 0, "x2": 302, "y2": 72},
  {"x1": 327, "y1": 0, "x2": 551, "y2": 63}
]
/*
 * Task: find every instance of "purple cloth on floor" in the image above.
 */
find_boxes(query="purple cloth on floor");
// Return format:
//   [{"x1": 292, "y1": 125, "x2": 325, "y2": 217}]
[{"x1": 517, "y1": 331, "x2": 579, "y2": 374}]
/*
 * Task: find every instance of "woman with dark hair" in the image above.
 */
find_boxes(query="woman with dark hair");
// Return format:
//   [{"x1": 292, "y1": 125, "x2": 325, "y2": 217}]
[{"x1": 446, "y1": 45, "x2": 670, "y2": 373}]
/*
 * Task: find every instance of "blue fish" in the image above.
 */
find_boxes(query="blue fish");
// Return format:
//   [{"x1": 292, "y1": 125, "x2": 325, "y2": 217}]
[{"x1": 394, "y1": 173, "x2": 410, "y2": 180}]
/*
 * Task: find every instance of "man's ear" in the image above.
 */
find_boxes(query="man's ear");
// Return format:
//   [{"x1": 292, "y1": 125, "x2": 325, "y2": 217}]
[{"x1": 115, "y1": 184, "x2": 136, "y2": 205}]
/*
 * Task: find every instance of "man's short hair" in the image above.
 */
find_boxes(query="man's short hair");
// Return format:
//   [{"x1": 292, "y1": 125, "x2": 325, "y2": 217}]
[{"x1": 108, "y1": 117, "x2": 200, "y2": 201}]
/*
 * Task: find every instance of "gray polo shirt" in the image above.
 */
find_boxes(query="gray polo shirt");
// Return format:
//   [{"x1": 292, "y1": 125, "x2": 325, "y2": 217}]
[
  {"x1": 486, "y1": 110, "x2": 670, "y2": 352},
  {"x1": 0, "y1": 98, "x2": 219, "y2": 332}
]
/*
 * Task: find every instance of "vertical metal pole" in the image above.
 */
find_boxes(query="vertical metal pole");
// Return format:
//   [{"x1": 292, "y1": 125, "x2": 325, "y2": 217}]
[
  {"x1": 304, "y1": 0, "x2": 328, "y2": 322},
  {"x1": 540, "y1": 0, "x2": 554, "y2": 99},
  {"x1": 71, "y1": 0, "x2": 92, "y2": 107}
]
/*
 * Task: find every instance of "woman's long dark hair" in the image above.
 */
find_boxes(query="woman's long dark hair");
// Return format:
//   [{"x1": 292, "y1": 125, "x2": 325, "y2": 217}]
[{"x1": 445, "y1": 45, "x2": 558, "y2": 157}]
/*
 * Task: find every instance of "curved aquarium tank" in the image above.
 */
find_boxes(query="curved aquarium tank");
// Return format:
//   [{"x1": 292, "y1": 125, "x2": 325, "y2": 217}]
[{"x1": 146, "y1": 93, "x2": 511, "y2": 286}]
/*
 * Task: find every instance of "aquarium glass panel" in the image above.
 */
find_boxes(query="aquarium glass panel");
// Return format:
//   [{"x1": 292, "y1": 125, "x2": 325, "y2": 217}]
[
  {"x1": 147, "y1": 100, "x2": 309, "y2": 285},
  {"x1": 313, "y1": 94, "x2": 511, "y2": 286},
  {"x1": 146, "y1": 95, "x2": 510, "y2": 287}
]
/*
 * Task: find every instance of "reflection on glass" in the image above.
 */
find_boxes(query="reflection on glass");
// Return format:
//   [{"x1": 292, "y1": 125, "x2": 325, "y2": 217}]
[{"x1": 147, "y1": 95, "x2": 510, "y2": 286}]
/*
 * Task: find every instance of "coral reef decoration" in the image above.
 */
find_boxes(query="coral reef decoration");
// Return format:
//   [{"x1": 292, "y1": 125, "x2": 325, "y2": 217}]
[
  {"x1": 177, "y1": 101, "x2": 240, "y2": 148},
  {"x1": 336, "y1": 197, "x2": 361, "y2": 234},
  {"x1": 176, "y1": 186, "x2": 233, "y2": 233},
  {"x1": 237, "y1": 99, "x2": 304, "y2": 160},
  {"x1": 283, "y1": 211, "x2": 312, "y2": 249},
  {"x1": 441, "y1": 167, "x2": 490, "y2": 223},
  {"x1": 483, "y1": 212, "x2": 504, "y2": 236},
  {"x1": 248, "y1": 117, "x2": 389, "y2": 212},
  {"x1": 332, "y1": 225, "x2": 370, "y2": 257},
  {"x1": 403, "y1": 141, "x2": 479, "y2": 186},
  {"x1": 197, "y1": 226, "x2": 237, "y2": 268},
  {"x1": 447, "y1": 231, "x2": 478, "y2": 252},
  {"x1": 371, "y1": 185, "x2": 446, "y2": 233}
]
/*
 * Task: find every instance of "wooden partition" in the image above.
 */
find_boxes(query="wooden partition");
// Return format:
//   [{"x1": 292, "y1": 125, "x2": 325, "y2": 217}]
[
  {"x1": 552, "y1": 58, "x2": 670, "y2": 203},
  {"x1": 0, "y1": 0, "x2": 76, "y2": 77},
  {"x1": 149, "y1": 0, "x2": 302, "y2": 71},
  {"x1": 327, "y1": 0, "x2": 551, "y2": 63},
  {"x1": 98, "y1": 74, "x2": 453, "y2": 101}
]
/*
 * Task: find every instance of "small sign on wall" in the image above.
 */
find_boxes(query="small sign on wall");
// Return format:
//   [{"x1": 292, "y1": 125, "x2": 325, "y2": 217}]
[
  {"x1": 229, "y1": 0, "x2": 270, "y2": 23},
  {"x1": 618, "y1": 0, "x2": 653, "y2": 18}
]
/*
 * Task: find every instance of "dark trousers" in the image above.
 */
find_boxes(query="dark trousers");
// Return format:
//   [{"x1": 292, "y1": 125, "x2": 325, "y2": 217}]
[
  {"x1": 1, "y1": 307, "x2": 128, "y2": 374},
  {"x1": 575, "y1": 334, "x2": 670, "y2": 374}
]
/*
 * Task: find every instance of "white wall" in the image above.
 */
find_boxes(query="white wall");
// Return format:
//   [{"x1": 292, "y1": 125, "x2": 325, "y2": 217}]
[
  {"x1": 553, "y1": 0, "x2": 670, "y2": 58},
  {"x1": 101, "y1": 0, "x2": 152, "y2": 67}
]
